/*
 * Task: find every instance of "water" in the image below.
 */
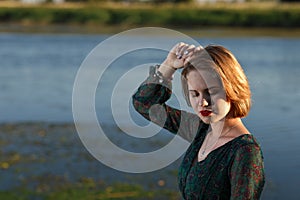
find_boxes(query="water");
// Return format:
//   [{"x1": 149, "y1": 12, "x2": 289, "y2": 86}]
[{"x1": 0, "y1": 33, "x2": 300, "y2": 199}]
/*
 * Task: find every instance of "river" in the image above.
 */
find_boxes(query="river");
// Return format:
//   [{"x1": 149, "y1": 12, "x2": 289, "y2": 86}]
[{"x1": 0, "y1": 32, "x2": 299, "y2": 199}]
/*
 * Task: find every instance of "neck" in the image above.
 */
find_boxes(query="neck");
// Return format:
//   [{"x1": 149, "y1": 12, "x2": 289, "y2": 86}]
[{"x1": 209, "y1": 118, "x2": 242, "y2": 137}]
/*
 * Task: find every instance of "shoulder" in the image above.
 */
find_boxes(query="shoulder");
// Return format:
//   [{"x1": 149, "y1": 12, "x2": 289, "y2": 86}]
[
  {"x1": 230, "y1": 134, "x2": 264, "y2": 164},
  {"x1": 231, "y1": 134, "x2": 261, "y2": 150}
]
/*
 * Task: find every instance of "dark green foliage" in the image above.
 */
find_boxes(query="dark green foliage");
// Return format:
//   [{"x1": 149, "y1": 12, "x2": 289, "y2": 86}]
[{"x1": 0, "y1": 6, "x2": 299, "y2": 27}]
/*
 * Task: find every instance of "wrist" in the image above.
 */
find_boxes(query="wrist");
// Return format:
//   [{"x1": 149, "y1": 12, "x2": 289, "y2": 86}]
[
  {"x1": 158, "y1": 63, "x2": 176, "y2": 80},
  {"x1": 153, "y1": 65, "x2": 174, "y2": 83},
  {"x1": 161, "y1": 61, "x2": 176, "y2": 71}
]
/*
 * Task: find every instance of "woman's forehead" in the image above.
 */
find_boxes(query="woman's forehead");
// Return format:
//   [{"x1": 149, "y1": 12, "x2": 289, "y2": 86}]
[{"x1": 186, "y1": 69, "x2": 222, "y2": 90}]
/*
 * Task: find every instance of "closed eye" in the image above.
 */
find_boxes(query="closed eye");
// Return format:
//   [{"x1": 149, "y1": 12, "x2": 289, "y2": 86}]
[
  {"x1": 189, "y1": 90, "x2": 199, "y2": 97},
  {"x1": 208, "y1": 90, "x2": 217, "y2": 95},
  {"x1": 208, "y1": 87, "x2": 220, "y2": 95},
  {"x1": 189, "y1": 87, "x2": 219, "y2": 98}
]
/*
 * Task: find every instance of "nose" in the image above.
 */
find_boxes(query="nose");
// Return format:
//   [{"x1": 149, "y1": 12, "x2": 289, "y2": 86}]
[
  {"x1": 196, "y1": 92, "x2": 210, "y2": 108},
  {"x1": 200, "y1": 98, "x2": 209, "y2": 107}
]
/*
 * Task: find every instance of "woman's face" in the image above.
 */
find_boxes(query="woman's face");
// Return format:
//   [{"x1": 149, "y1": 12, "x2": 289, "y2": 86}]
[{"x1": 186, "y1": 69, "x2": 231, "y2": 124}]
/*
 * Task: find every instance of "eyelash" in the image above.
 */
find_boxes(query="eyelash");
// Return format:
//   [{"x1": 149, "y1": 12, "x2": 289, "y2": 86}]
[
  {"x1": 190, "y1": 90, "x2": 217, "y2": 97},
  {"x1": 209, "y1": 90, "x2": 217, "y2": 95},
  {"x1": 191, "y1": 93, "x2": 199, "y2": 97}
]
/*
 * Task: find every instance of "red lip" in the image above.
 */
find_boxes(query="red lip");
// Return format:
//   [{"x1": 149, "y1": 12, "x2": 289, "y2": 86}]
[{"x1": 200, "y1": 110, "x2": 212, "y2": 117}]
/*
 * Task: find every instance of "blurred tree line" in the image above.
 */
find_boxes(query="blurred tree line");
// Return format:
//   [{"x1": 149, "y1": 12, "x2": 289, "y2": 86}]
[
  {"x1": 41, "y1": 0, "x2": 191, "y2": 3},
  {"x1": 61, "y1": 0, "x2": 194, "y2": 3},
  {"x1": 60, "y1": 0, "x2": 300, "y2": 3}
]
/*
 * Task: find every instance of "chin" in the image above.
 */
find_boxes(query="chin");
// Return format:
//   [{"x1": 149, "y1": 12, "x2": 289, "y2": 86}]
[
  {"x1": 199, "y1": 116, "x2": 212, "y2": 124},
  {"x1": 200, "y1": 114, "x2": 224, "y2": 124}
]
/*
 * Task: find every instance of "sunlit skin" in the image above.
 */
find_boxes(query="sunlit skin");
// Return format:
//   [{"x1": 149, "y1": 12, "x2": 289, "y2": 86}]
[
  {"x1": 159, "y1": 42, "x2": 250, "y2": 161},
  {"x1": 186, "y1": 69, "x2": 230, "y2": 124}
]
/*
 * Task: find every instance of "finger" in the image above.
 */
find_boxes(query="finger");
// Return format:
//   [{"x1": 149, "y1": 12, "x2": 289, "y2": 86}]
[
  {"x1": 178, "y1": 44, "x2": 189, "y2": 56},
  {"x1": 176, "y1": 44, "x2": 189, "y2": 59},
  {"x1": 174, "y1": 42, "x2": 184, "y2": 55},
  {"x1": 185, "y1": 51, "x2": 198, "y2": 66},
  {"x1": 170, "y1": 42, "x2": 181, "y2": 54},
  {"x1": 194, "y1": 46, "x2": 204, "y2": 52},
  {"x1": 182, "y1": 45, "x2": 196, "y2": 59},
  {"x1": 185, "y1": 45, "x2": 204, "y2": 62}
]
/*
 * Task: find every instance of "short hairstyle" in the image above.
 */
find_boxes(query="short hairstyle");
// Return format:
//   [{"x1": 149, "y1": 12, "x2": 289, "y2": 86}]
[{"x1": 181, "y1": 45, "x2": 251, "y2": 118}]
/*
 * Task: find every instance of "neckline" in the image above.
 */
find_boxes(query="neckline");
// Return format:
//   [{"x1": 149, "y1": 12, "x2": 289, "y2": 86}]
[{"x1": 195, "y1": 133, "x2": 252, "y2": 164}]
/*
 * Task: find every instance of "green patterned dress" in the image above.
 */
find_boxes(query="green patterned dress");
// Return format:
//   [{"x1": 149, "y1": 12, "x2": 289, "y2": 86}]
[{"x1": 132, "y1": 66, "x2": 265, "y2": 200}]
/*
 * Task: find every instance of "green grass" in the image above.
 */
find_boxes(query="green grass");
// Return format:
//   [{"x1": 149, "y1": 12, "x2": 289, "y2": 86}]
[
  {"x1": 0, "y1": 3, "x2": 300, "y2": 28},
  {"x1": 0, "y1": 180, "x2": 180, "y2": 200}
]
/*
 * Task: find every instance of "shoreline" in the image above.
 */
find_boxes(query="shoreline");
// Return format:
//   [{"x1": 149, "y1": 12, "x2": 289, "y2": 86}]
[
  {"x1": 0, "y1": 2, "x2": 300, "y2": 36},
  {"x1": 1, "y1": 23, "x2": 300, "y2": 38}
]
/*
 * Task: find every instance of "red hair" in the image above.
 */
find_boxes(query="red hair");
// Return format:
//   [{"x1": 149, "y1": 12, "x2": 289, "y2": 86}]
[{"x1": 181, "y1": 45, "x2": 251, "y2": 118}]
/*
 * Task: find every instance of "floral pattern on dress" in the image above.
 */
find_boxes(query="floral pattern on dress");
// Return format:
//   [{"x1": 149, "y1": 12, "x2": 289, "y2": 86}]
[{"x1": 132, "y1": 66, "x2": 265, "y2": 200}]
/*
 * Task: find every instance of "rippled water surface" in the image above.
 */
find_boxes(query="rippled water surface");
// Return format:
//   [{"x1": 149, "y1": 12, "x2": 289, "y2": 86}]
[{"x1": 0, "y1": 33, "x2": 299, "y2": 199}]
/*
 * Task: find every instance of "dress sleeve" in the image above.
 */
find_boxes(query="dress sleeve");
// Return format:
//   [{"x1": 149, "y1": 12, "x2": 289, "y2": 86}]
[
  {"x1": 229, "y1": 144, "x2": 265, "y2": 200},
  {"x1": 132, "y1": 66, "x2": 202, "y2": 142}
]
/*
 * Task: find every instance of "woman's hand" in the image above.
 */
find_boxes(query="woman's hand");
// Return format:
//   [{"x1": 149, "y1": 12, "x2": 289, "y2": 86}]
[
  {"x1": 183, "y1": 45, "x2": 206, "y2": 69},
  {"x1": 162, "y1": 42, "x2": 196, "y2": 69},
  {"x1": 158, "y1": 42, "x2": 196, "y2": 79}
]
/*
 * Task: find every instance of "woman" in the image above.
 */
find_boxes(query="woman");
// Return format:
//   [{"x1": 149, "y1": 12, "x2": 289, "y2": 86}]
[{"x1": 132, "y1": 43, "x2": 265, "y2": 199}]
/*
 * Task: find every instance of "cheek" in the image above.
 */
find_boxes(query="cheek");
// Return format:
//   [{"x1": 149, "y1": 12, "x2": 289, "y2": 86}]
[
  {"x1": 189, "y1": 97, "x2": 198, "y2": 110},
  {"x1": 213, "y1": 98, "x2": 231, "y2": 114}
]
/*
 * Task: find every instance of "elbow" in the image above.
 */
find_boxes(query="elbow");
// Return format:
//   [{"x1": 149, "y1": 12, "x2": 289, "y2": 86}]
[
  {"x1": 131, "y1": 94, "x2": 150, "y2": 119},
  {"x1": 131, "y1": 94, "x2": 143, "y2": 113}
]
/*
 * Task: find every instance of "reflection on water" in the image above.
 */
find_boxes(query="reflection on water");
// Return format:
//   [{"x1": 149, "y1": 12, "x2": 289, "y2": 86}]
[{"x1": 0, "y1": 33, "x2": 299, "y2": 199}]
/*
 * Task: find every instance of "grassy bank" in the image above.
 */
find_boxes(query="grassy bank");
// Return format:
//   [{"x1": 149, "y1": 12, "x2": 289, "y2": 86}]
[
  {"x1": 0, "y1": 181, "x2": 180, "y2": 200},
  {"x1": 0, "y1": 122, "x2": 181, "y2": 199},
  {"x1": 0, "y1": 2, "x2": 300, "y2": 29}
]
